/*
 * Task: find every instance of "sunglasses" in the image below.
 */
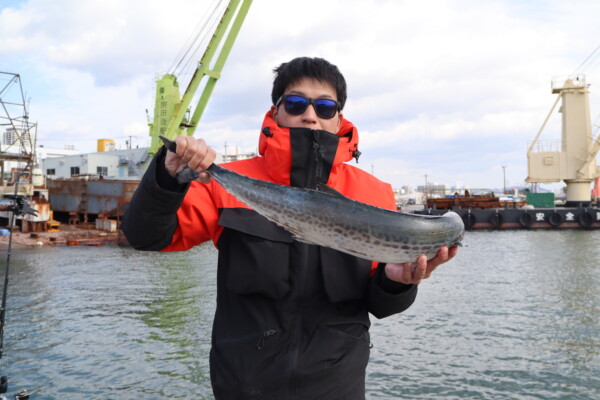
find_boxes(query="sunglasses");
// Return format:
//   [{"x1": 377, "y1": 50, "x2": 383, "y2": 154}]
[{"x1": 276, "y1": 94, "x2": 341, "y2": 119}]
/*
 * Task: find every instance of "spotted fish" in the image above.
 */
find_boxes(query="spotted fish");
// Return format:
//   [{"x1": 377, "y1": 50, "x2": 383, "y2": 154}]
[
  {"x1": 205, "y1": 163, "x2": 464, "y2": 264},
  {"x1": 158, "y1": 135, "x2": 463, "y2": 263}
]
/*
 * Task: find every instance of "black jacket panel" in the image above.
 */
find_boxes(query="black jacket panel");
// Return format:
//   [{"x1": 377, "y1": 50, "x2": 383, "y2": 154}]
[
  {"x1": 121, "y1": 121, "x2": 420, "y2": 399},
  {"x1": 211, "y1": 208, "x2": 373, "y2": 399},
  {"x1": 121, "y1": 147, "x2": 189, "y2": 251}
]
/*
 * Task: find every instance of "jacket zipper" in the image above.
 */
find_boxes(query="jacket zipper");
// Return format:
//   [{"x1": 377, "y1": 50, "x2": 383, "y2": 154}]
[
  {"x1": 312, "y1": 130, "x2": 324, "y2": 182},
  {"x1": 290, "y1": 312, "x2": 301, "y2": 399},
  {"x1": 289, "y1": 244, "x2": 311, "y2": 399}
]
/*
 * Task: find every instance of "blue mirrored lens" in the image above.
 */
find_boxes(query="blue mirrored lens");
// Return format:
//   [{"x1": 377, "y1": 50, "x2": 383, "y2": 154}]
[
  {"x1": 313, "y1": 99, "x2": 338, "y2": 119},
  {"x1": 284, "y1": 95, "x2": 309, "y2": 115},
  {"x1": 282, "y1": 95, "x2": 339, "y2": 119}
]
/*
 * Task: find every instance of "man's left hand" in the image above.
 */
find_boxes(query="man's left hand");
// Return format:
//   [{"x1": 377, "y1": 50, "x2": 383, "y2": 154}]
[{"x1": 384, "y1": 246, "x2": 458, "y2": 285}]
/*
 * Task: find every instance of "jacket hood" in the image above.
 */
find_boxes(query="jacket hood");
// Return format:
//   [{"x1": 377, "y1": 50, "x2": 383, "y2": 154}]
[{"x1": 257, "y1": 111, "x2": 361, "y2": 186}]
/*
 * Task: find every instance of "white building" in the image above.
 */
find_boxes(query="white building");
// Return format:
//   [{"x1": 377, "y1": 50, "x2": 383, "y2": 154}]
[
  {"x1": 40, "y1": 141, "x2": 256, "y2": 180},
  {"x1": 2, "y1": 126, "x2": 36, "y2": 149},
  {"x1": 42, "y1": 147, "x2": 150, "y2": 179},
  {"x1": 417, "y1": 183, "x2": 452, "y2": 197},
  {"x1": 37, "y1": 144, "x2": 80, "y2": 160}
]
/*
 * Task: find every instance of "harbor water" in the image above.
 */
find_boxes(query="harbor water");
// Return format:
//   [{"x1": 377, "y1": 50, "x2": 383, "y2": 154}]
[{"x1": 1, "y1": 230, "x2": 599, "y2": 399}]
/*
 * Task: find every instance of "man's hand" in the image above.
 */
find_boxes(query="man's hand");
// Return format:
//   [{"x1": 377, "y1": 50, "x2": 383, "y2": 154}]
[
  {"x1": 384, "y1": 246, "x2": 458, "y2": 285},
  {"x1": 165, "y1": 136, "x2": 216, "y2": 183}
]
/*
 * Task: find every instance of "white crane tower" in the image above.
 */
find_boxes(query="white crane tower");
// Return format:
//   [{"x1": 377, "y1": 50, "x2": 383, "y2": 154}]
[{"x1": 527, "y1": 74, "x2": 600, "y2": 205}]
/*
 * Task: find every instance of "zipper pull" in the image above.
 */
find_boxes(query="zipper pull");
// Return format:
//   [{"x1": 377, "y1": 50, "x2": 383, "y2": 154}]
[{"x1": 256, "y1": 329, "x2": 278, "y2": 350}]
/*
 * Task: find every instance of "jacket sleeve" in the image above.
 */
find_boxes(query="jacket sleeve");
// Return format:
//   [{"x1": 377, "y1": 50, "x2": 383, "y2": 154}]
[
  {"x1": 367, "y1": 263, "x2": 418, "y2": 319},
  {"x1": 121, "y1": 147, "x2": 190, "y2": 251}
]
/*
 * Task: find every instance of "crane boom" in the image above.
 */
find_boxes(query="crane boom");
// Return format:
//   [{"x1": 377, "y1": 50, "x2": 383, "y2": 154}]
[{"x1": 148, "y1": 0, "x2": 252, "y2": 155}]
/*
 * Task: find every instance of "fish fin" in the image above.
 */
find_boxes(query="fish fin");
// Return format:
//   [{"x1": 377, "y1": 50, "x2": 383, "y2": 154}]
[
  {"x1": 281, "y1": 226, "x2": 320, "y2": 245},
  {"x1": 273, "y1": 221, "x2": 321, "y2": 246},
  {"x1": 315, "y1": 184, "x2": 346, "y2": 197},
  {"x1": 159, "y1": 135, "x2": 177, "y2": 153},
  {"x1": 278, "y1": 223, "x2": 322, "y2": 245}
]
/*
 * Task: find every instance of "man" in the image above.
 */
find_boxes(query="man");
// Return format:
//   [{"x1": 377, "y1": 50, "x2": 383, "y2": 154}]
[{"x1": 122, "y1": 57, "x2": 457, "y2": 399}]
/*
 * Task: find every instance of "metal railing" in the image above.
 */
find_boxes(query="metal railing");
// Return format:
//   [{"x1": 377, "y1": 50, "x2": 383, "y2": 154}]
[
  {"x1": 551, "y1": 74, "x2": 587, "y2": 91},
  {"x1": 527, "y1": 139, "x2": 561, "y2": 153}
]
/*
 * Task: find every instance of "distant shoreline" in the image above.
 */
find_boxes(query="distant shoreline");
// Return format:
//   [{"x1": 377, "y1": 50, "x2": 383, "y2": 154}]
[{"x1": 0, "y1": 225, "x2": 124, "y2": 249}]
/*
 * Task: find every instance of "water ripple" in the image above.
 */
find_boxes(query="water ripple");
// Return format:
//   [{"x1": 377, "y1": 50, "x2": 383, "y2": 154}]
[{"x1": 1, "y1": 231, "x2": 599, "y2": 399}]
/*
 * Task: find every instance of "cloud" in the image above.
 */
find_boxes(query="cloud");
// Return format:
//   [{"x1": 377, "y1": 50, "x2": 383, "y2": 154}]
[{"x1": 2, "y1": 0, "x2": 600, "y2": 189}]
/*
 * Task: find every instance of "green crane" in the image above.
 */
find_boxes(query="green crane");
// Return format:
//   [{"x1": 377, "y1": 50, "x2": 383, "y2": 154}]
[{"x1": 148, "y1": 0, "x2": 252, "y2": 155}]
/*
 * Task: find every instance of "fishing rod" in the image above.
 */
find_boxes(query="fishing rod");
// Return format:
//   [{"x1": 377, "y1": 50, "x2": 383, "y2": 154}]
[
  {"x1": 0, "y1": 71, "x2": 39, "y2": 399},
  {"x1": 0, "y1": 171, "x2": 37, "y2": 400}
]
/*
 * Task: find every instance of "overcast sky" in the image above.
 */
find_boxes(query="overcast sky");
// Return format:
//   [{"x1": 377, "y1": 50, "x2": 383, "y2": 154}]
[{"x1": 2, "y1": 0, "x2": 600, "y2": 190}]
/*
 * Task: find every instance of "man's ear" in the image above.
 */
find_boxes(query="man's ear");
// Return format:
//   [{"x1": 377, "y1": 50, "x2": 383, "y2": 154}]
[
  {"x1": 270, "y1": 105, "x2": 279, "y2": 121},
  {"x1": 337, "y1": 112, "x2": 344, "y2": 132}
]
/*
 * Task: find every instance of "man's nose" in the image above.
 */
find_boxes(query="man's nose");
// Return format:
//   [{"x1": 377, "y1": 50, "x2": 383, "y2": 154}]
[{"x1": 301, "y1": 103, "x2": 319, "y2": 123}]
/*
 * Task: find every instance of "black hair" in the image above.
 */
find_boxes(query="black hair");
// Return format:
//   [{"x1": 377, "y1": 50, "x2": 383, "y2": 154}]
[{"x1": 271, "y1": 57, "x2": 347, "y2": 110}]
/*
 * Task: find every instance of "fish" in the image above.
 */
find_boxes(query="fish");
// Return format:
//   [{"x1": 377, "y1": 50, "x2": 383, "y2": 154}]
[
  {"x1": 159, "y1": 136, "x2": 464, "y2": 264},
  {"x1": 206, "y1": 163, "x2": 463, "y2": 264}
]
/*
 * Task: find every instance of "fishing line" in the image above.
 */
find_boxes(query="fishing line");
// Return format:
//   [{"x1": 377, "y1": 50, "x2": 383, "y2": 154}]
[
  {"x1": 0, "y1": 168, "x2": 27, "y2": 400},
  {"x1": 0, "y1": 176, "x2": 20, "y2": 360},
  {"x1": 0, "y1": 72, "x2": 36, "y2": 399}
]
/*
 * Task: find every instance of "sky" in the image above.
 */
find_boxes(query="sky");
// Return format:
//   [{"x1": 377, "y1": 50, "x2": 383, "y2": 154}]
[{"x1": 1, "y1": 0, "x2": 600, "y2": 191}]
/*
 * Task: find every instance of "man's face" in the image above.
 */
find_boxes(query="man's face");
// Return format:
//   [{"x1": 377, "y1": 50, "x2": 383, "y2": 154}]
[{"x1": 272, "y1": 77, "x2": 343, "y2": 133}]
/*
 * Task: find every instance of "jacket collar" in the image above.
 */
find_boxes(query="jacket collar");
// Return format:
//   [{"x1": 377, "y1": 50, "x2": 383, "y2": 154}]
[{"x1": 257, "y1": 111, "x2": 361, "y2": 187}]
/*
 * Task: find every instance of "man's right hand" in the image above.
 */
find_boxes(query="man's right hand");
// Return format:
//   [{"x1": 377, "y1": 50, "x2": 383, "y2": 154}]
[{"x1": 165, "y1": 136, "x2": 217, "y2": 184}]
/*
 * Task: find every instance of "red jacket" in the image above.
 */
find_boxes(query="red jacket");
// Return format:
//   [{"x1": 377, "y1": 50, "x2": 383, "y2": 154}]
[{"x1": 164, "y1": 111, "x2": 396, "y2": 277}]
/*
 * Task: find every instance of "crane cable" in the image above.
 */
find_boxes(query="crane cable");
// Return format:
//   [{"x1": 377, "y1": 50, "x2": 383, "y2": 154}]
[
  {"x1": 570, "y1": 45, "x2": 600, "y2": 133},
  {"x1": 168, "y1": 0, "x2": 227, "y2": 84},
  {"x1": 572, "y1": 44, "x2": 600, "y2": 75}
]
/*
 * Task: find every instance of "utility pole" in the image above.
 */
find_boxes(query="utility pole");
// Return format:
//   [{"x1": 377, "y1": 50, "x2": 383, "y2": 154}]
[
  {"x1": 424, "y1": 174, "x2": 429, "y2": 198},
  {"x1": 502, "y1": 165, "x2": 507, "y2": 194}
]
